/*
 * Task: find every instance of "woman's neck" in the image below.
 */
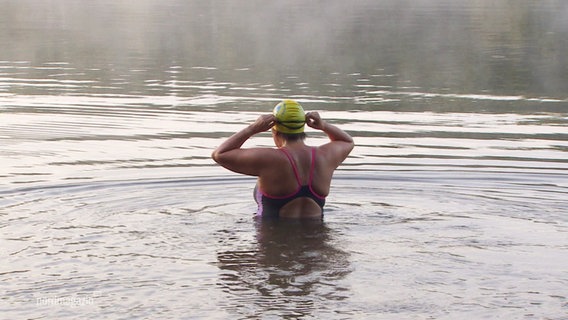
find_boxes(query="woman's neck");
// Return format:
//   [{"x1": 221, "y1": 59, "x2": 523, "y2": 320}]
[{"x1": 282, "y1": 140, "x2": 306, "y2": 149}]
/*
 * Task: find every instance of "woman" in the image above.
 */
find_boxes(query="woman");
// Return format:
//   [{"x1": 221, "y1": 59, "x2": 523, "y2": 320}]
[{"x1": 211, "y1": 100, "x2": 354, "y2": 219}]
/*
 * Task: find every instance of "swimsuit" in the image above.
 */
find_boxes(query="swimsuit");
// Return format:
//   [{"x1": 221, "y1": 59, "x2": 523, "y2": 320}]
[{"x1": 254, "y1": 147, "x2": 326, "y2": 218}]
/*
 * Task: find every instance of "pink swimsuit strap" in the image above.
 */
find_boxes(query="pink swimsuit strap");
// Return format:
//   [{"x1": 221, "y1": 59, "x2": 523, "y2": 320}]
[
  {"x1": 279, "y1": 147, "x2": 317, "y2": 187},
  {"x1": 309, "y1": 147, "x2": 316, "y2": 186}
]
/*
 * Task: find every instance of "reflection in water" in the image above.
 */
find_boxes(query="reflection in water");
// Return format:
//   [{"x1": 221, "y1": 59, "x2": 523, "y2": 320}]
[{"x1": 216, "y1": 219, "x2": 351, "y2": 318}]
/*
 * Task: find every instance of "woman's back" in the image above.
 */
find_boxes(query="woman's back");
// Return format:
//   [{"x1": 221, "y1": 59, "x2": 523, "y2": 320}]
[{"x1": 256, "y1": 145, "x2": 330, "y2": 219}]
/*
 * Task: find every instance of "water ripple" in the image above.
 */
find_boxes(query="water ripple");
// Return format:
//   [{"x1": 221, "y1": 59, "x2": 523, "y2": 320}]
[{"x1": 1, "y1": 61, "x2": 567, "y2": 319}]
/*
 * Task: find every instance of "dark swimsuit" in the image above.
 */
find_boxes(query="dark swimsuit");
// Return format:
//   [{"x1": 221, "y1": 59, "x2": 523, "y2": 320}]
[{"x1": 254, "y1": 147, "x2": 326, "y2": 218}]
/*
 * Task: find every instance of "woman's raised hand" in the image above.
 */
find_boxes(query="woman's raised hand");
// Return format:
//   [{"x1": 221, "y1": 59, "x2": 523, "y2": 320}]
[
  {"x1": 306, "y1": 112, "x2": 325, "y2": 131},
  {"x1": 250, "y1": 114, "x2": 277, "y2": 133}
]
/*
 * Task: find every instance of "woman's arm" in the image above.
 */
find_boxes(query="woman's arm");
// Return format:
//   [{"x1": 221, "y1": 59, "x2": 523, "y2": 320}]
[
  {"x1": 306, "y1": 112, "x2": 353, "y2": 143},
  {"x1": 211, "y1": 114, "x2": 276, "y2": 176},
  {"x1": 306, "y1": 112, "x2": 354, "y2": 167}
]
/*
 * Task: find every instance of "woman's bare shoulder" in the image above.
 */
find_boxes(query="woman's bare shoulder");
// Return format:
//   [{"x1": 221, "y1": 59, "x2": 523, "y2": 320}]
[{"x1": 314, "y1": 141, "x2": 353, "y2": 167}]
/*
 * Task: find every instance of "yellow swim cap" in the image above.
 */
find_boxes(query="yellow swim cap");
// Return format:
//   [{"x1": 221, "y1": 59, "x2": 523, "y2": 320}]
[{"x1": 273, "y1": 100, "x2": 305, "y2": 134}]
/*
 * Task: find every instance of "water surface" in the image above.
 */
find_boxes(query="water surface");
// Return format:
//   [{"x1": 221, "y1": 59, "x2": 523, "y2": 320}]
[{"x1": 1, "y1": 1, "x2": 567, "y2": 319}]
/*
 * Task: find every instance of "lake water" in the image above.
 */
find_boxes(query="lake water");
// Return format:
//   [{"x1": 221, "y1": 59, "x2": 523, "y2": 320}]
[{"x1": 1, "y1": 1, "x2": 567, "y2": 319}]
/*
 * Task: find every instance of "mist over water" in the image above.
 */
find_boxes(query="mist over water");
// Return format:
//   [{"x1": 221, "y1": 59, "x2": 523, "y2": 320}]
[
  {"x1": 3, "y1": 0, "x2": 568, "y2": 100},
  {"x1": 1, "y1": 1, "x2": 567, "y2": 319}
]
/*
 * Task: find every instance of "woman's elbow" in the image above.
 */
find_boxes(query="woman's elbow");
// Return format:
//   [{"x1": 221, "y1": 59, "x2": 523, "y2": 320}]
[
  {"x1": 343, "y1": 140, "x2": 355, "y2": 154},
  {"x1": 211, "y1": 149, "x2": 222, "y2": 164},
  {"x1": 211, "y1": 149, "x2": 233, "y2": 167}
]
